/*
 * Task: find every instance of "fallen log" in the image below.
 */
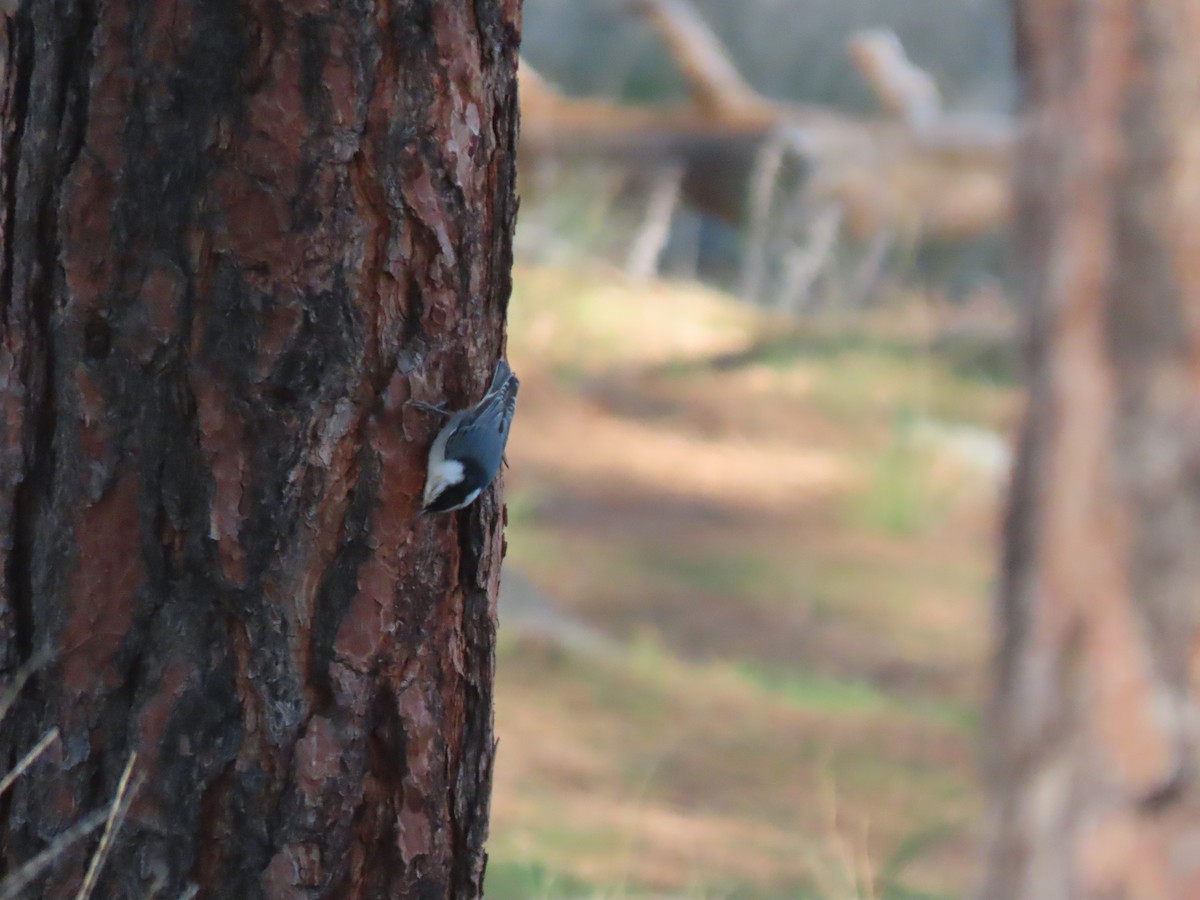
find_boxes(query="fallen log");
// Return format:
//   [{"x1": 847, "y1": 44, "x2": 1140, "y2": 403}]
[{"x1": 518, "y1": 0, "x2": 1013, "y2": 242}]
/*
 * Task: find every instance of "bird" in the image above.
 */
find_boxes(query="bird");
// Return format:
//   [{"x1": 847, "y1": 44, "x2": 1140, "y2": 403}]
[{"x1": 418, "y1": 358, "x2": 519, "y2": 514}]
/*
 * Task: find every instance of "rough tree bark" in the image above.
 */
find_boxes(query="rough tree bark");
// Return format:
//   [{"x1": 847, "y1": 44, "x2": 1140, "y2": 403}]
[
  {"x1": 0, "y1": 1, "x2": 520, "y2": 897},
  {"x1": 983, "y1": 1, "x2": 1200, "y2": 897}
]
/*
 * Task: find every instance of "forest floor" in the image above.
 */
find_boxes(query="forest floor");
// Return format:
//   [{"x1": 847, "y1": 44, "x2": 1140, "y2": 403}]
[{"x1": 485, "y1": 264, "x2": 1020, "y2": 900}]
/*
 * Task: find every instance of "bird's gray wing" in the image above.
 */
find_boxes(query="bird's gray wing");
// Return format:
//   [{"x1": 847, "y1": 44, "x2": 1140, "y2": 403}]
[{"x1": 443, "y1": 369, "x2": 519, "y2": 478}]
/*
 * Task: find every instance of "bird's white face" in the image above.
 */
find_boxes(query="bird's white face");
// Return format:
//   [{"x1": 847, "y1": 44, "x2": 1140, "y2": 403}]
[{"x1": 423, "y1": 459, "x2": 465, "y2": 508}]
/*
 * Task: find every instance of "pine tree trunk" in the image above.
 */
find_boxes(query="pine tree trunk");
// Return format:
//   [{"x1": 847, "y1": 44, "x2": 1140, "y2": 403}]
[
  {"x1": 984, "y1": 1, "x2": 1200, "y2": 897},
  {"x1": 0, "y1": 1, "x2": 520, "y2": 897}
]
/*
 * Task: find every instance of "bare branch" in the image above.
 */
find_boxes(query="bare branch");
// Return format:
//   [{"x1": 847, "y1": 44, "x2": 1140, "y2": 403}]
[
  {"x1": 630, "y1": 0, "x2": 773, "y2": 117},
  {"x1": 848, "y1": 29, "x2": 942, "y2": 128}
]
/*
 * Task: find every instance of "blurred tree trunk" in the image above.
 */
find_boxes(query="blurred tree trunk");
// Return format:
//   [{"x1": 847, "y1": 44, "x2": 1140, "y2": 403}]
[
  {"x1": 0, "y1": 1, "x2": 519, "y2": 897},
  {"x1": 984, "y1": 1, "x2": 1200, "y2": 898}
]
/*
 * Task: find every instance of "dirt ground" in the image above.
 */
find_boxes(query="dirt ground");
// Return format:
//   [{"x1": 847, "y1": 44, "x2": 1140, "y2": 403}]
[{"x1": 487, "y1": 265, "x2": 1018, "y2": 899}]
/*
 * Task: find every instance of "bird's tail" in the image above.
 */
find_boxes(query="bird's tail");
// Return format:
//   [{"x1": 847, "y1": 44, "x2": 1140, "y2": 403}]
[
  {"x1": 487, "y1": 357, "x2": 514, "y2": 394},
  {"x1": 481, "y1": 357, "x2": 519, "y2": 426}
]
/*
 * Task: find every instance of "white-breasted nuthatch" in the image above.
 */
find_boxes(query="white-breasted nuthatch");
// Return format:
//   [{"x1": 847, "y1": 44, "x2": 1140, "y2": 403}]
[{"x1": 419, "y1": 358, "x2": 519, "y2": 514}]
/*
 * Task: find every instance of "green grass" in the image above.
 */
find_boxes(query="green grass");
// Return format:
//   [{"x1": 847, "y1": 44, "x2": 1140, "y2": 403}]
[
  {"x1": 733, "y1": 661, "x2": 977, "y2": 733},
  {"x1": 632, "y1": 547, "x2": 779, "y2": 599},
  {"x1": 504, "y1": 518, "x2": 579, "y2": 574},
  {"x1": 848, "y1": 425, "x2": 948, "y2": 536},
  {"x1": 736, "y1": 325, "x2": 1018, "y2": 390},
  {"x1": 485, "y1": 861, "x2": 825, "y2": 900},
  {"x1": 733, "y1": 662, "x2": 894, "y2": 716},
  {"x1": 484, "y1": 859, "x2": 598, "y2": 900},
  {"x1": 686, "y1": 325, "x2": 1014, "y2": 430},
  {"x1": 504, "y1": 487, "x2": 548, "y2": 529}
]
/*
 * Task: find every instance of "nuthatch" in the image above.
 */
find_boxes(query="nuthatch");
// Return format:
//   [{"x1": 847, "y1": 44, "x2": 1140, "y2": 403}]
[{"x1": 418, "y1": 359, "x2": 519, "y2": 513}]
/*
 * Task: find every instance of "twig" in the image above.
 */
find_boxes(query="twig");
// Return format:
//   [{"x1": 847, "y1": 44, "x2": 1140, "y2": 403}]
[
  {"x1": 0, "y1": 650, "x2": 50, "y2": 725},
  {"x1": 0, "y1": 728, "x2": 60, "y2": 797},
  {"x1": 75, "y1": 751, "x2": 141, "y2": 900},
  {"x1": 0, "y1": 809, "x2": 108, "y2": 900}
]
